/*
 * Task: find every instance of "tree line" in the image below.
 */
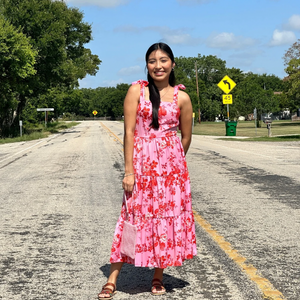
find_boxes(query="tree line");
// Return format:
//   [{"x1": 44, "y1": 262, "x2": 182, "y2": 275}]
[
  {"x1": 1, "y1": 0, "x2": 299, "y2": 137},
  {"x1": 0, "y1": 0, "x2": 100, "y2": 137},
  {"x1": 175, "y1": 55, "x2": 288, "y2": 122},
  {"x1": 78, "y1": 55, "x2": 293, "y2": 123}
]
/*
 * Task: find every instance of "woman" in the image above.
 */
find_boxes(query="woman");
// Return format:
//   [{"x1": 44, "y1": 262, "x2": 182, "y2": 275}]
[{"x1": 98, "y1": 42, "x2": 197, "y2": 299}]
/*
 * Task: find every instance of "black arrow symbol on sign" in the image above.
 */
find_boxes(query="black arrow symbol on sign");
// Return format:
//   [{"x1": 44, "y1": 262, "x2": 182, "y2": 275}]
[{"x1": 223, "y1": 80, "x2": 231, "y2": 89}]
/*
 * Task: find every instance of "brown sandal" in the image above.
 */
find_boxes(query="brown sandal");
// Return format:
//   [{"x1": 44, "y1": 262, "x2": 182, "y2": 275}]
[
  {"x1": 98, "y1": 282, "x2": 116, "y2": 299},
  {"x1": 151, "y1": 278, "x2": 166, "y2": 296}
]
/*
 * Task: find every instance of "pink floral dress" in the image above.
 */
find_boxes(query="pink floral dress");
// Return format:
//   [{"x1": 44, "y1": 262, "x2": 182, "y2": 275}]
[{"x1": 110, "y1": 80, "x2": 197, "y2": 268}]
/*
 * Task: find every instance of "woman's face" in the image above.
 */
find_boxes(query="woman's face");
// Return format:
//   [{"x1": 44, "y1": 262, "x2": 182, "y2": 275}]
[{"x1": 147, "y1": 49, "x2": 175, "y2": 82}]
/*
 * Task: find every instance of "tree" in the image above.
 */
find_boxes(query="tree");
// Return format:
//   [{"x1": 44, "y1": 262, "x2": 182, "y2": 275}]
[
  {"x1": 283, "y1": 39, "x2": 300, "y2": 66},
  {"x1": 197, "y1": 54, "x2": 227, "y2": 86},
  {"x1": 175, "y1": 55, "x2": 227, "y2": 121},
  {"x1": 2, "y1": 0, "x2": 101, "y2": 130},
  {"x1": 233, "y1": 73, "x2": 280, "y2": 120},
  {"x1": 0, "y1": 16, "x2": 37, "y2": 136},
  {"x1": 226, "y1": 67, "x2": 245, "y2": 85},
  {"x1": 98, "y1": 84, "x2": 129, "y2": 119},
  {"x1": 175, "y1": 54, "x2": 287, "y2": 121},
  {"x1": 76, "y1": 84, "x2": 130, "y2": 119},
  {"x1": 175, "y1": 54, "x2": 226, "y2": 87},
  {"x1": 284, "y1": 58, "x2": 300, "y2": 109},
  {"x1": 283, "y1": 40, "x2": 300, "y2": 110}
]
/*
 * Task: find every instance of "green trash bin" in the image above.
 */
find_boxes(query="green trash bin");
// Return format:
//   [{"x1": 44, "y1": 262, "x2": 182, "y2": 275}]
[{"x1": 225, "y1": 121, "x2": 237, "y2": 136}]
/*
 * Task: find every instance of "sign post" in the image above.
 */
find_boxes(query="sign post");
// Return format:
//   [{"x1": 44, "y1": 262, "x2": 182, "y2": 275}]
[
  {"x1": 254, "y1": 108, "x2": 257, "y2": 135},
  {"x1": 217, "y1": 75, "x2": 236, "y2": 120},
  {"x1": 195, "y1": 62, "x2": 201, "y2": 123},
  {"x1": 263, "y1": 118, "x2": 272, "y2": 137},
  {"x1": 192, "y1": 112, "x2": 195, "y2": 132},
  {"x1": 19, "y1": 120, "x2": 23, "y2": 137},
  {"x1": 37, "y1": 108, "x2": 54, "y2": 127}
]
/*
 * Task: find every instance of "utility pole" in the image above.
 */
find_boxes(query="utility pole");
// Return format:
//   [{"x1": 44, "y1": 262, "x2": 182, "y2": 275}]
[{"x1": 195, "y1": 61, "x2": 201, "y2": 123}]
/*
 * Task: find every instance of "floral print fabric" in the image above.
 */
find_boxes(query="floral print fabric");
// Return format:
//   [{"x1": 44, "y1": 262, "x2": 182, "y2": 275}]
[{"x1": 110, "y1": 80, "x2": 197, "y2": 268}]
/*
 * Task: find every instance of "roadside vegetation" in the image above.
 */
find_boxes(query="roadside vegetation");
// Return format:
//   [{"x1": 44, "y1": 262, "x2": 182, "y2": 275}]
[
  {"x1": 0, "y1": 122, "x2": 79, "y2": 144},
  {"x1": 1, "y1": 0, "x2": 300, "y2": 140},
  {"x1": 0, "y1": 0, "x2": 100, "y2": 138},
  {"x1": 193, "y1": 120, "x2": 300, "y2": 141}
]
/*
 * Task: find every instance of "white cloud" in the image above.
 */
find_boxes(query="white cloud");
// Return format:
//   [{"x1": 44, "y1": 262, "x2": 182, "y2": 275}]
[
  {"x1": 165, "y1": 32, "x2": 193, "y2": 44},
  {"x1": 160, "y1": 30, "x2": 192, "y2": 45},
  {"x1": 118, "y1": 65, "x2": 142, "y2": 76},
  {"x1": 103, "y1": 78, "x2": 124, "y2": 87},
  {"x1": 206, "y1": 32, "x2": 257, "y2": 50},
  {"x1": 227, "y1": 50, "x2": 263, "y2": 67},
  {"x1": 113, "y1": 25, "x2": 200, "y2": 45},
  {"x1": 284, "y1": 14, "x2": 300, "y2": 31},
  {"x1": 269, "y1": 29, "x2": 296, "y2": 46},
  {"x1": 146, "y1": 26, "x2": 200, "y2": 45},
  {"x1": 65, "y1": 0, "x2": 129, "y2": 8}
]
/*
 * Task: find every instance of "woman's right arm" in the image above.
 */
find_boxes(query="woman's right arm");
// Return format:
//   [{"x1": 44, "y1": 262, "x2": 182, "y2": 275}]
[{"x1": 122, "y1": 84, "x2": 140, "y2": 192}]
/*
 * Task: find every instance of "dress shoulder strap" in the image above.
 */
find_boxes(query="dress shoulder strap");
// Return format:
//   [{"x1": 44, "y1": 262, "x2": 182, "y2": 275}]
[
  {"x1": 132, "y1": 80, "x2": 149, "y2": 102},
  {"x1": 173, "y1": 84, "x2": 186, "y2": 104}
]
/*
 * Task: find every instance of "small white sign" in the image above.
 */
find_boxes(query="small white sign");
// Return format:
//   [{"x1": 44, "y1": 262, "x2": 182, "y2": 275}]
[
  {"x1": 19, "y1": 120, "x2": 23, "y2": 126},
  {"x1": 37, "y1": 108, "x2": 54, "y2": 111}
]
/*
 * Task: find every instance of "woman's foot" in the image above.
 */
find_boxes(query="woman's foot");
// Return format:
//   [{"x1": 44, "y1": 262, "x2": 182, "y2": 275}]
[
  {"x1": 98, "y1": 282, "x2": 116, "y2": 299},
  {"x1": 151, "y1": 278, "x2": 166, "y2": 296}
]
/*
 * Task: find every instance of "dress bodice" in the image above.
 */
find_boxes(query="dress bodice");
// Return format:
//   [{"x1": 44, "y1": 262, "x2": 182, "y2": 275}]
[{"x1": 132, "y1": 80, "x2": 185, "y2": 138}]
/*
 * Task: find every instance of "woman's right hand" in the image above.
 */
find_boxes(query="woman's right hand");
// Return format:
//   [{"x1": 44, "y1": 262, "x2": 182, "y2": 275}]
[{"x1": 122, "y1": 174, "x2": 135, "y2": 192}]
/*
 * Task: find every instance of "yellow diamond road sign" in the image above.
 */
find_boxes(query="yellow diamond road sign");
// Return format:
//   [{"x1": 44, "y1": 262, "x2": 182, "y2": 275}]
[{"x1": 218, "y1": 75, "x2": 236, "y2": 94}]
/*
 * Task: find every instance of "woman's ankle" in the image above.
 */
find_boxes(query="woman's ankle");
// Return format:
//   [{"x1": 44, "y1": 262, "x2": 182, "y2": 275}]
[
  {"x1": 107, "y1": 262, "x2": 123, "y2": 286},
  {"x1": 153, "y1": 268, "x2": 164, "y2": 281}
]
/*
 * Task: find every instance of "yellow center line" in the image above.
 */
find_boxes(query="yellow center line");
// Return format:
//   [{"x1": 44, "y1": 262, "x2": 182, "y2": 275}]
[
  {"x1": 100, "y1": 122, "x2": 123, "y2": 149},
  {"x1": 193, "y1": 211, "x2": 285, "y2": 300},
  {"x1": 100, "y1": 121, "x2": 286, "y2": 300}
]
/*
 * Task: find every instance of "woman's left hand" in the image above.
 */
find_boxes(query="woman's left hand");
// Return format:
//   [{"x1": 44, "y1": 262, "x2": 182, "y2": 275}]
[{"x1": 122, "y1": 174, "x2": 135, "y2": 192}]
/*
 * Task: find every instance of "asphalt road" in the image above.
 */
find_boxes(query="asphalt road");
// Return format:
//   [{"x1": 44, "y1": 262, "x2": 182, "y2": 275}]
[{"x1": 0, "y1": 120, "x2": 299, "y2": 300}]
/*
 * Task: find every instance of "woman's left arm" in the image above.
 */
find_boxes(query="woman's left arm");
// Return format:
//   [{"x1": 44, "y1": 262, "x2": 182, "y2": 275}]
[{"x1": 178, "y1": 91, "x2": 193, "y2": 155}]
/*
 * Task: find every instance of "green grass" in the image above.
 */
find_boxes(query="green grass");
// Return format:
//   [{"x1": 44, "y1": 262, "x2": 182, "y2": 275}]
[
  {"x1": 221, "y1": 135, "x2": 300, "y2": 142},
  {"x1": 45, "y1": 121, "x2": 75, "y2": 133},
  {"x1": 192, "y1": 120, "x2": 300, "y2": 141},
  {"x1": 0, "y1": 121, "x2": 79, "y2": 144}
]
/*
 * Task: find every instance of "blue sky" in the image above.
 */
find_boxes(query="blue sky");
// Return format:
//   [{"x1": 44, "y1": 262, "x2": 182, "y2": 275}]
[{"x1": 64, "y1": 0, "x2": 300, "y2": 89}]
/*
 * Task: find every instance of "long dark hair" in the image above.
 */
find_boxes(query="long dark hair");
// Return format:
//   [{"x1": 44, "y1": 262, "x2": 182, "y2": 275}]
[{"x1": 145, "y1": 43, "x2": 176, "y2": 129}]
